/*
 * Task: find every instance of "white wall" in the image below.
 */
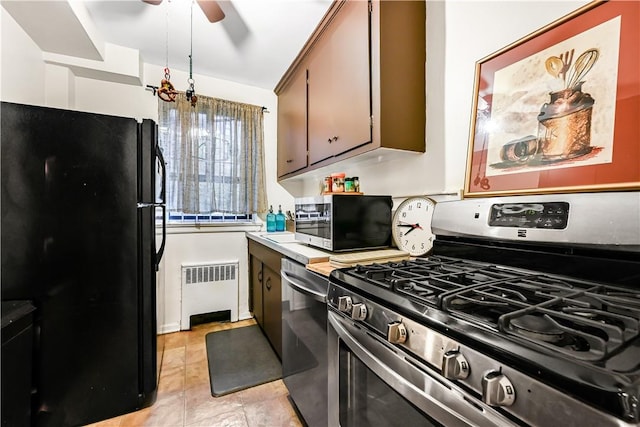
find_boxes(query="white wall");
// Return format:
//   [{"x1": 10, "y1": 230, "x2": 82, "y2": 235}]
[
  {"x1": 1, "y1": 10, "x2": 46, "y2": 104},
  {"x1": 2, "y1": 0, "x2": 590, "y2": 333}
]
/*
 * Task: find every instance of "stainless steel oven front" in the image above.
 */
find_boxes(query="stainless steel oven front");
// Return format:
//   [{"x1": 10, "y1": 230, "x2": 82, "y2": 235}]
[{"x1": 327, "y1": 307, "x2": 516, "y2": 427}]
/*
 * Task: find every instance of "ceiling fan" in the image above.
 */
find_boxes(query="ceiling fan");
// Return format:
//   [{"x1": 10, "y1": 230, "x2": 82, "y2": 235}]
[{"x1": 143, "y1": 0, "x2": 225, "y2": 23}]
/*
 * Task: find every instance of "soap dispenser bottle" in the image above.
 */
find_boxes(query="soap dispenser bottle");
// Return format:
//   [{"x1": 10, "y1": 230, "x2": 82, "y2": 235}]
[
  {"x1": 266, "y1": 205, "x2": 276, "y2": 232},
  {"x1": 276, "y1": 205, "x2": 286, "y2": 232}
]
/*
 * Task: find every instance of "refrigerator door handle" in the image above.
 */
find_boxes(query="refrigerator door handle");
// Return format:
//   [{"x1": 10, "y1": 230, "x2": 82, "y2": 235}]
[
  {"x1": 155, "y1": 205, "x2": 166, "y2": 271},
  {"x1": 154, "y1": 144, "x2": 167, "y2": 271},
  {"x1": 156, "y1": 143, "x2": 166, "y2": 203}
]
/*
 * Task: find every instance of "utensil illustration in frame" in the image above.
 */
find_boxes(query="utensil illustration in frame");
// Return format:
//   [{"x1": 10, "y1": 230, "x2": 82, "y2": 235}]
[
  {"x1": 465, "y1": 0, "x2": 640, "y2": 197},
  {"x1": 487, "y1": 17, "x2": 618, "y2": 174}
]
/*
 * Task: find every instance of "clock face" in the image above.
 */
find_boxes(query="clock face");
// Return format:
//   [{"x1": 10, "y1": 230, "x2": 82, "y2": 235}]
[{"x1": 392, "y1": 197, "x2": 436, "y2": 256}]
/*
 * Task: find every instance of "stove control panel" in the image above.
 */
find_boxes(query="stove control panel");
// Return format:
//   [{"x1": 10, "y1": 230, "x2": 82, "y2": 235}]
[
  {"x1": 489, "y1": 202, "x2": 569, "y2": 229},
  {"x1": 482, "y1": 371, "x2": 516, "y2": 407}
]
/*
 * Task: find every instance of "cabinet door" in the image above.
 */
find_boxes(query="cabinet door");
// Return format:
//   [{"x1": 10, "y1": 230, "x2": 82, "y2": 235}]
[
  {"x1": 250, "y1": 255, "x2": 263, "y2": 327},
  {"x1": 262, "y1": 265, "x2": 282, "y2": 359},
  {"x1": 277, "y1": 68, "x2": 308, "y2": 177},
  {"x1": 308, "y1": 0, "x2": 371, "y2": 165}
]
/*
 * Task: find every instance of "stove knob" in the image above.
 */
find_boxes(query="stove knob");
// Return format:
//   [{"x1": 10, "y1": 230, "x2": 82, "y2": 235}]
[
  {"x1": 337, "y1": 296, "x2": 353, "y2": 313},
  {"x1": 482, "y1": 371, "x2": 516, "y2": 407},
  {"x1": 351, "y1": 303, "x2": 368, "y2": 321},
  {"x1": 442, "y1": 350, "x2": 470, "y2": 380},
  {"x1": 387, "y1": 322, "x2": 407, "y2": 344}
]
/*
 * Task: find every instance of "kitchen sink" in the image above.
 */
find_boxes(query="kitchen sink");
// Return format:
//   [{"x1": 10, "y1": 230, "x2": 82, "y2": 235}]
[{"x1": 260, "y1": 232, "x2": 297, "y2": 244}]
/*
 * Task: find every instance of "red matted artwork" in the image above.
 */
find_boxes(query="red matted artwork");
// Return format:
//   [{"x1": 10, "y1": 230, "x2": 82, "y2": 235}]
[{"x1": 464, "y1": 0, "x2": 639, "y2": 197}]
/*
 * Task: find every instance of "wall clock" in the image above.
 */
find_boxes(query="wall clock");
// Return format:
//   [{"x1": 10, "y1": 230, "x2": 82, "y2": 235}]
[{"x1": 392, "y1": 196, "x2": 436, "y2": 257}]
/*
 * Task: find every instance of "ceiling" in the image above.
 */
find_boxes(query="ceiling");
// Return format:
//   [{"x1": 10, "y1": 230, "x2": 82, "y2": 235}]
[
  {"x1": 7, "y1": 0, "x2": 333, "y2": 90},
  {"x1": 86, "y1": 0, "x2": 333, "y2": 89}
]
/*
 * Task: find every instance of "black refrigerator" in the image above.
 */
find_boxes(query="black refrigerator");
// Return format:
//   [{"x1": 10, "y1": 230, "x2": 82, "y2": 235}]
[{"x1": 1, "y1": 101, "x2": 166, "y2": 427}]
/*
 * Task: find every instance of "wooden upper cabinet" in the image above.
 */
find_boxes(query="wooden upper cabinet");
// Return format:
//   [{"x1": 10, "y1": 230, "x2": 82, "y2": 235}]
[
  {"x1": 372, "y1": 0, "x2": 426, "y2": 154},
  {"x1": 275, "y1": 0, "x2": 425, "y2": 179},
  {"x1": 277, "y1": 69, "x2": 308, "y2": 177},
  {"x1": 307, "y1": 0, "x2": 370, "y2": 165}
]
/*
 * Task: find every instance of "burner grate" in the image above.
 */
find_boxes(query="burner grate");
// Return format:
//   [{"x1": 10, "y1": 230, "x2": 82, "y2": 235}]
[{"x1": 443, "y1": 278, "x2": 640, "y2": 361}]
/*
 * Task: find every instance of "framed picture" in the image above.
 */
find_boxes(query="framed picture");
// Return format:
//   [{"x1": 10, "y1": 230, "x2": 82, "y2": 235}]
[{"x1": 464, "y1": 0, "x2": 640, "y2": 197}]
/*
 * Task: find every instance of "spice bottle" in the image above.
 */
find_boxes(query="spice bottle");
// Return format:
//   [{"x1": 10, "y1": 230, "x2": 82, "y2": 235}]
[
  {"x1": 323, "y1": 176, "x2": 332, "y2": 193},
  {"x1": 353, "y1": 177, "x2": 360, "y2": 193},
  {"x1": 344, "y1": 177, "x2": 354, "y2": 192},
  {"x1": 331, "y1": 172, "x2": 345, "y2": 192}
]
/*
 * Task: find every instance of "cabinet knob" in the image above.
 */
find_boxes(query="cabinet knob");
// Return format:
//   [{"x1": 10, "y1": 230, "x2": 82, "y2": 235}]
[
  {"x1": 265, "y1": 277, "x2": 272, "y2": 291},
  {"x1": 328, "y1": 136, "x2": 338, "y2": 143},
  {"x1": 258, "y1": 271, "x2": 263, "y2": 282},
  {"x1": 286, "y1": 159, "x2": 293, "y2": 163}
]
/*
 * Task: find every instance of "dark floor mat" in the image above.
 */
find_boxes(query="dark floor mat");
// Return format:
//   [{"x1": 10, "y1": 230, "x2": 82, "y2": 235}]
[{"x1": 206, "y1": 325, "x2": 282, "y2": 397}]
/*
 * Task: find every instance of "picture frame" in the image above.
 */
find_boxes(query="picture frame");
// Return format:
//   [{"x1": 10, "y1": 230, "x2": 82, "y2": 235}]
[{"x1": 464, "y1": 0, "x2": 639, "y2": 197}]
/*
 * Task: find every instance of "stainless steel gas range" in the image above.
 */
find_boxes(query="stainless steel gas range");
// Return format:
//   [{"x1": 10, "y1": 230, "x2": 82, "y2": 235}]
[{"x1": 327, "y1": 192, "x2": 640, "y2": 427}]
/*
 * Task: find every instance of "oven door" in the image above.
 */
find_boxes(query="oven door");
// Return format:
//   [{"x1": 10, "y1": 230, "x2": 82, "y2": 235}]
[{"x1": 327, "y1": 311, "x2": 516, "y2": 427}]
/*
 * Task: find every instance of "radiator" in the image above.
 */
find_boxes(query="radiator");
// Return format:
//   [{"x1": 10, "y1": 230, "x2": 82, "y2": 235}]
[{"x1": 180, "y1": 261, "x2": 239, "y2": 330}]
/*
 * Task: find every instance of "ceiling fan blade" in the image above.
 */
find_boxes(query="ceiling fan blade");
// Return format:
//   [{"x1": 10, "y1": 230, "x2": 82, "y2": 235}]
[
  {"x1": 142, "y1": 0, "x2": 163, "y2": 5},
  {"x1": 197, "y1": 0, "x2": 225, "y2": 23}
]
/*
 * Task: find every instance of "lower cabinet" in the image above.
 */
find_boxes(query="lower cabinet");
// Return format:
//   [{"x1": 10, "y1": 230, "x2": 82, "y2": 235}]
[
  {"x1": 248, "y1": 240, "x2": 283, "y2": 359},
  {"x1": 261, "y1": 264, "x2": 282, "y2": 359},
  {"x1": 250, "y1": 254, "x2": 264, "y2": 327}
]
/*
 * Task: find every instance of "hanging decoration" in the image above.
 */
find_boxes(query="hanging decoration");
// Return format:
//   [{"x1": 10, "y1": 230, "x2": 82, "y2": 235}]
[
  {"x1": 157, "y1": 0, "x2": 177, "y2": 102},
  {"x1": 158, "y1": 68, "x2": 178, "y2": 102},
  {"x1": 185, "y1": 0, "x2": 198, "y2": 107}
]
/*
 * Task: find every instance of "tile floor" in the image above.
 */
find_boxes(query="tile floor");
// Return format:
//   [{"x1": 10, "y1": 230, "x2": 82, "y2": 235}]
[{"x1": 86, "y1": 319, "x2": 303, "y2": 427}]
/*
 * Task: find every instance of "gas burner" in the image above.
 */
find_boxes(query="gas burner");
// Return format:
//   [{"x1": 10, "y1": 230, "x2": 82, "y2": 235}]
[
  {"x1": 354, "y1": 263, "x2": 387, "y2": 274},
  {"x1": 392, "y1": 279, "x2": 438, "y2": 305},
  {"x1": 392, "y1": 280, "x2": 416, "y2": 292},
  {"x1": 448, "y1": 297, "x2": 475, "y2": 310},
  {"x1": 510, "y1": 314, "x2": 565, "y2": 343}
]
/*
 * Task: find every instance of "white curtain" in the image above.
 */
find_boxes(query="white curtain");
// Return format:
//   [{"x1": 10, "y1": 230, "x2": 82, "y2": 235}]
[{"x1": 158, "y1": 93, "x2": 267, "y2": 215}]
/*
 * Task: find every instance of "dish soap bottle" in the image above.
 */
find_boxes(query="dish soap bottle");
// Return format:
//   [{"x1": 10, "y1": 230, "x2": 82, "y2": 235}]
[
  {"x1": 266, "y1": 205, "x2": 276, "y2": 232},
  {"x1": 276, "y1": 205, "x2": 286, "y2": 232}
]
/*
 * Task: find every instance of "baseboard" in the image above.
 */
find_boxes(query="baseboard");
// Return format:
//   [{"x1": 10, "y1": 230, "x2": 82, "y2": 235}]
[
  {"x1": 159, "y1": 312, "x2": 251, "y2": 334},
  {"x1": 238, "y1": 311, "x2": 252, "y2": 321},
  {"x1": 159, "y1": 322, "x2": 180, "y2": 334}
]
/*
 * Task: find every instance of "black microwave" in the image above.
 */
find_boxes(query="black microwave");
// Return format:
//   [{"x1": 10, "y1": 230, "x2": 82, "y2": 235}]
[{"x1": 294, "y1": 194, "x2": 392, "y2": 252}]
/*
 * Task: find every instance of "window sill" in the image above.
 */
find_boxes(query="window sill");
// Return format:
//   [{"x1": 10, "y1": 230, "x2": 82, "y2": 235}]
[{"x1": 162, "y1": 222, "x2": 263, "y2": 235}]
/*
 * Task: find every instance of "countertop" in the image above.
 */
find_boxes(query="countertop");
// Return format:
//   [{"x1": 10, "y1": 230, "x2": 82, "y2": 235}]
[
  {"x1": 246, "y1": 232, "x2": 410, "y2": 277},
  {"x1": 246, "y1": 231, "x2": 331, "y2": 265}
]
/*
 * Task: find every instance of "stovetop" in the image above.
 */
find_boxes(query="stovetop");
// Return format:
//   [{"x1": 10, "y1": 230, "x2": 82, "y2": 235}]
[
  {"x1": 346, "y1": 256, "x2": 640, "y2": 363},
  {"x1": 330, "y1": 255, "x2": 640, "y2": 423}
]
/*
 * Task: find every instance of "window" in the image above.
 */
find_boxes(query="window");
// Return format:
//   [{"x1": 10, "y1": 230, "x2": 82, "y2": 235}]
[{"x1": 158, "y1": 94, "x2": 268, "y2": 224}]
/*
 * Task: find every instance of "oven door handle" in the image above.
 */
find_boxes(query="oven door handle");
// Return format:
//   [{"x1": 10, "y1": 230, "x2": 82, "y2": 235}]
[
  {"x1": 281, "y1": 269, "x2": 326, "y2": 303},
  {"x1": 328, "y1": 311, "x2": 515, "y2": 427}
]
